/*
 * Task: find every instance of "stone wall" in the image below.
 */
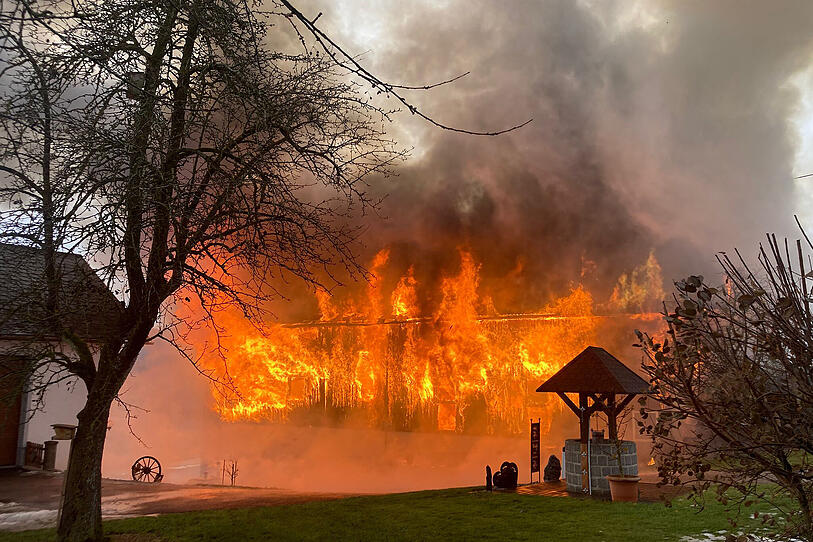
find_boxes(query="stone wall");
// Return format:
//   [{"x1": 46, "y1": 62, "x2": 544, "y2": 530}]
[{"x1": 563, "y1": 438, "x2": 638, "y2": 495}]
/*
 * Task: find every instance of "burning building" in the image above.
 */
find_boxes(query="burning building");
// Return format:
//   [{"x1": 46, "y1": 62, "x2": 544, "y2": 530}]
[{"x1": 193, "y1": 248, "x2": 664, "y2": 439}]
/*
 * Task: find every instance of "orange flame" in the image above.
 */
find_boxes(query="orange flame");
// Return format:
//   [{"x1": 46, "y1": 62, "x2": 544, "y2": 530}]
[
  {"x1": 391, "y1": 266, "x2": 418, "y2": 319},
  {"x1": 196, "y1": 248, "x2": 662, "y2": 436},
  {"x1": 609, "y1": 250, "x2": 664, "y2": 313}
]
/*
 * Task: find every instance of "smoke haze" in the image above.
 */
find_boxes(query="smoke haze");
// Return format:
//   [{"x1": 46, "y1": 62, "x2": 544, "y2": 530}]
[{"x1": 103, "y1": 342, "x2": 573, "y2": 491}]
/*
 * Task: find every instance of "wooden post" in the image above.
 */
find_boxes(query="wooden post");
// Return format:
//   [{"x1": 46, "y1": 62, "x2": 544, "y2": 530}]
[
  {"x1": 578, "y1": 393, "x2": 589, "y2": 444},
  {"x1": 579, "y1": 395, "x2": 591, "y2": 494},
  {"x1": 580, "y1": 440, "x2": 589, "y2": 493},
  {"x1": 607, "y1": 393, "x2": 617, "y2": 440}
]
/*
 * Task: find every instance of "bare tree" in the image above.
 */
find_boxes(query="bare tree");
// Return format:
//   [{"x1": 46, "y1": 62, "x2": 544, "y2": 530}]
[
  {"x1": 0, "y1": 1, "x2": 525, "y2": 540},
  {"x1": 636, "y1": 229, "x2": 813, "y2": 541},
  {"x1": 0, "y1": 0, "x2": 124, "y2": 445}
]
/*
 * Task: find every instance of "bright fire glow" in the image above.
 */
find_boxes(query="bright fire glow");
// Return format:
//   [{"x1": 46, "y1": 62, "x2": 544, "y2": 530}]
[{"x1": 196, "y1": 248, "x2": 662, "y2": 436}]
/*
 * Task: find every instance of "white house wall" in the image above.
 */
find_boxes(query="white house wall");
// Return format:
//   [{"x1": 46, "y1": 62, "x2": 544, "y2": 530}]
[
  {"x1": 20, "y1": 376, "x2": 87, "y2": 470},
  {"x1": 0, "y1": 339, "x2": 94, "y2": 470}
]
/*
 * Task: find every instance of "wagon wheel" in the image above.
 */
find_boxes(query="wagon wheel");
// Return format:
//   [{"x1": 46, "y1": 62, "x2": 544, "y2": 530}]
[{"x1": 131, "y1": 456, "x2": 162, "y2": 483}]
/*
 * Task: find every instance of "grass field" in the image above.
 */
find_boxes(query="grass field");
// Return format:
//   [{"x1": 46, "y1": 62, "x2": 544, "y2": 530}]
[{"x1": 0, "y1": 487, "x2": 787, "y2": 542}]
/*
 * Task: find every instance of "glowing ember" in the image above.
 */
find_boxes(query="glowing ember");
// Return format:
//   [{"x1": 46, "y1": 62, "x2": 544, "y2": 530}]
[{"x1": 196, "y1": 248, "x2": 662, "y2": 436}]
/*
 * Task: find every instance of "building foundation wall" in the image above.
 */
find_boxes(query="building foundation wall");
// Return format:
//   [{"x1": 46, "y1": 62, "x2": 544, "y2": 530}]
[{"x1": 563, "y1": 438, "x2": 638, "y2": 495}]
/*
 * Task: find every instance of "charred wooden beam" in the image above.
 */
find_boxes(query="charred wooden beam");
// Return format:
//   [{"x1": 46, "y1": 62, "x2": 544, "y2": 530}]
[{"x1": 280, "y1": 312, "x2": 662, "y2": 329}]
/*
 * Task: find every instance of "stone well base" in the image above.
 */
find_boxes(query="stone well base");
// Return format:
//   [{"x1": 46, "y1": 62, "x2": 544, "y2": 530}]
[{"x1": 563, "y1": 438, "x2": 638, "y2": 495}]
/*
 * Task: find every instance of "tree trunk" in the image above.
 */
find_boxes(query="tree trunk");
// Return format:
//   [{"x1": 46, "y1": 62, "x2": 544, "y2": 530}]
[
  {"x1": 57, "y1": 394, "x2": 111, "y2": 542},
  {"x1": 792, "y1": 480, "x2": 813, "y2": 542}
]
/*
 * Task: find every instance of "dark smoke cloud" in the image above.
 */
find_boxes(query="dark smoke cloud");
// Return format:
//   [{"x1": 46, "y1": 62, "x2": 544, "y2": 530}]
[{"x1": 297, "y1": 0, "x2": 813, "y2": 303}]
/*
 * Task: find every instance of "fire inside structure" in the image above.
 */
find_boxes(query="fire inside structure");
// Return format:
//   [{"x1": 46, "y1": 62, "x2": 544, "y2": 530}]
[{"x1": 195, "y1": 249, "x2": 664, "y2": 438}]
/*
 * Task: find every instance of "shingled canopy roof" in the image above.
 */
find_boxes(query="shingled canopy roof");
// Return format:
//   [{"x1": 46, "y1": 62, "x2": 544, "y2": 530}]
[
  {"x1": 536, "y1": 346, "x2": 649, "y2": 394},
  {"x1": 0, "y1": 243, "x2": 121, "y2": 343},
  {"x1": 536, "y1": 346, "x2": 649, "y2": 444}
]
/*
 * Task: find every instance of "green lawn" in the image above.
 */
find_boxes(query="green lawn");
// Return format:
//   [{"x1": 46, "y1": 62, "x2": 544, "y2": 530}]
[{"x1": 0, "y1": 488, "x2": 786, "y2": 542}]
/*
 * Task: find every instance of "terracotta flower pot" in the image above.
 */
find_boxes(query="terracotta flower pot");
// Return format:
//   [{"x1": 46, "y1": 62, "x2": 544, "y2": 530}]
[{"x1": 606, "y1": 475, "x2": 641, "y2": 502}]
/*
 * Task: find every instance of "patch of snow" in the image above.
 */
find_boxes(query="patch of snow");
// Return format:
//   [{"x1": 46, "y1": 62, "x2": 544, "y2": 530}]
[
  {"x1": 680, "y1": 534, "x2": 803, "y2": 542},
  {"x1": 680, "y1": 534, "x2": 723, "y2": 542},
  {"x1": 0, "y1": 509, "x2": 57, "y2": 532}
]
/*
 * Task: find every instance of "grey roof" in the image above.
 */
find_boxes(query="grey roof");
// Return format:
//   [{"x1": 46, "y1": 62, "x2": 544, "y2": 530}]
[
  {"x1": 0, "y1": 243, "x2": 121, "y2": 342},
  {"x1": 535, "y1": 346, "x2": 649, "y2": 394}
]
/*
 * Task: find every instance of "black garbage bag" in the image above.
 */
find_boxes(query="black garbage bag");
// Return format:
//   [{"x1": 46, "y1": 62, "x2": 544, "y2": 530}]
[
  {"x1": 485, "y1": 465, "x2": 492, "y2": 491},
  {"x1": 492, "y1": 461, "x2": 518, "y2": 489},
  {"x1": 543, "y1": 455, "x2": 561, "y2": 482}
]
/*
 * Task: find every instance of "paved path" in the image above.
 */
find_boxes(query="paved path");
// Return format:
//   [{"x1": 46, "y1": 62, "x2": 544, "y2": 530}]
[{"x1": 0, "y1": 470, "x2": 353, "y2": 532}]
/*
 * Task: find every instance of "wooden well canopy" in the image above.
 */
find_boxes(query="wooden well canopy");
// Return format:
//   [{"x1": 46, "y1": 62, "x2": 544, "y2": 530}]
[{"x1": 536, "y1": 346, "x2": 649, "y2": 443}]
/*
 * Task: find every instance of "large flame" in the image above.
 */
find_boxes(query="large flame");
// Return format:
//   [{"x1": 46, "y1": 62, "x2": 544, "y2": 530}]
[{"x1": 197, "y1": 248, "x2": 662, "y2": 436}]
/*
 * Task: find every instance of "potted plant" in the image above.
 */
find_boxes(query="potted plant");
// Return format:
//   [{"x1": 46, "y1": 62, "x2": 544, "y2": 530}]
[{"x1": 605, "y1": 406, "x2": 640, "y2": 502}]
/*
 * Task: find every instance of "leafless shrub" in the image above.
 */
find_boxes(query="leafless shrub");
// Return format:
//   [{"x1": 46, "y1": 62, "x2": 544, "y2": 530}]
[{"x1": 637, "y1": 225, "x2": 813, "y2": 540}]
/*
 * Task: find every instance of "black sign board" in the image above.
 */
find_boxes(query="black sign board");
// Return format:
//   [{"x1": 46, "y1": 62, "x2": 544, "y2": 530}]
[{"x1": 530, "y1": 419, "x2": 541, "y2": 478}]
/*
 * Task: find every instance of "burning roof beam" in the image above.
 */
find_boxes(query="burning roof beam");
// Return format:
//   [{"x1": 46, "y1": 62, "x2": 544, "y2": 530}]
[{"x1": 280, "y1": 312, "x2": 662, "y2": 328}]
